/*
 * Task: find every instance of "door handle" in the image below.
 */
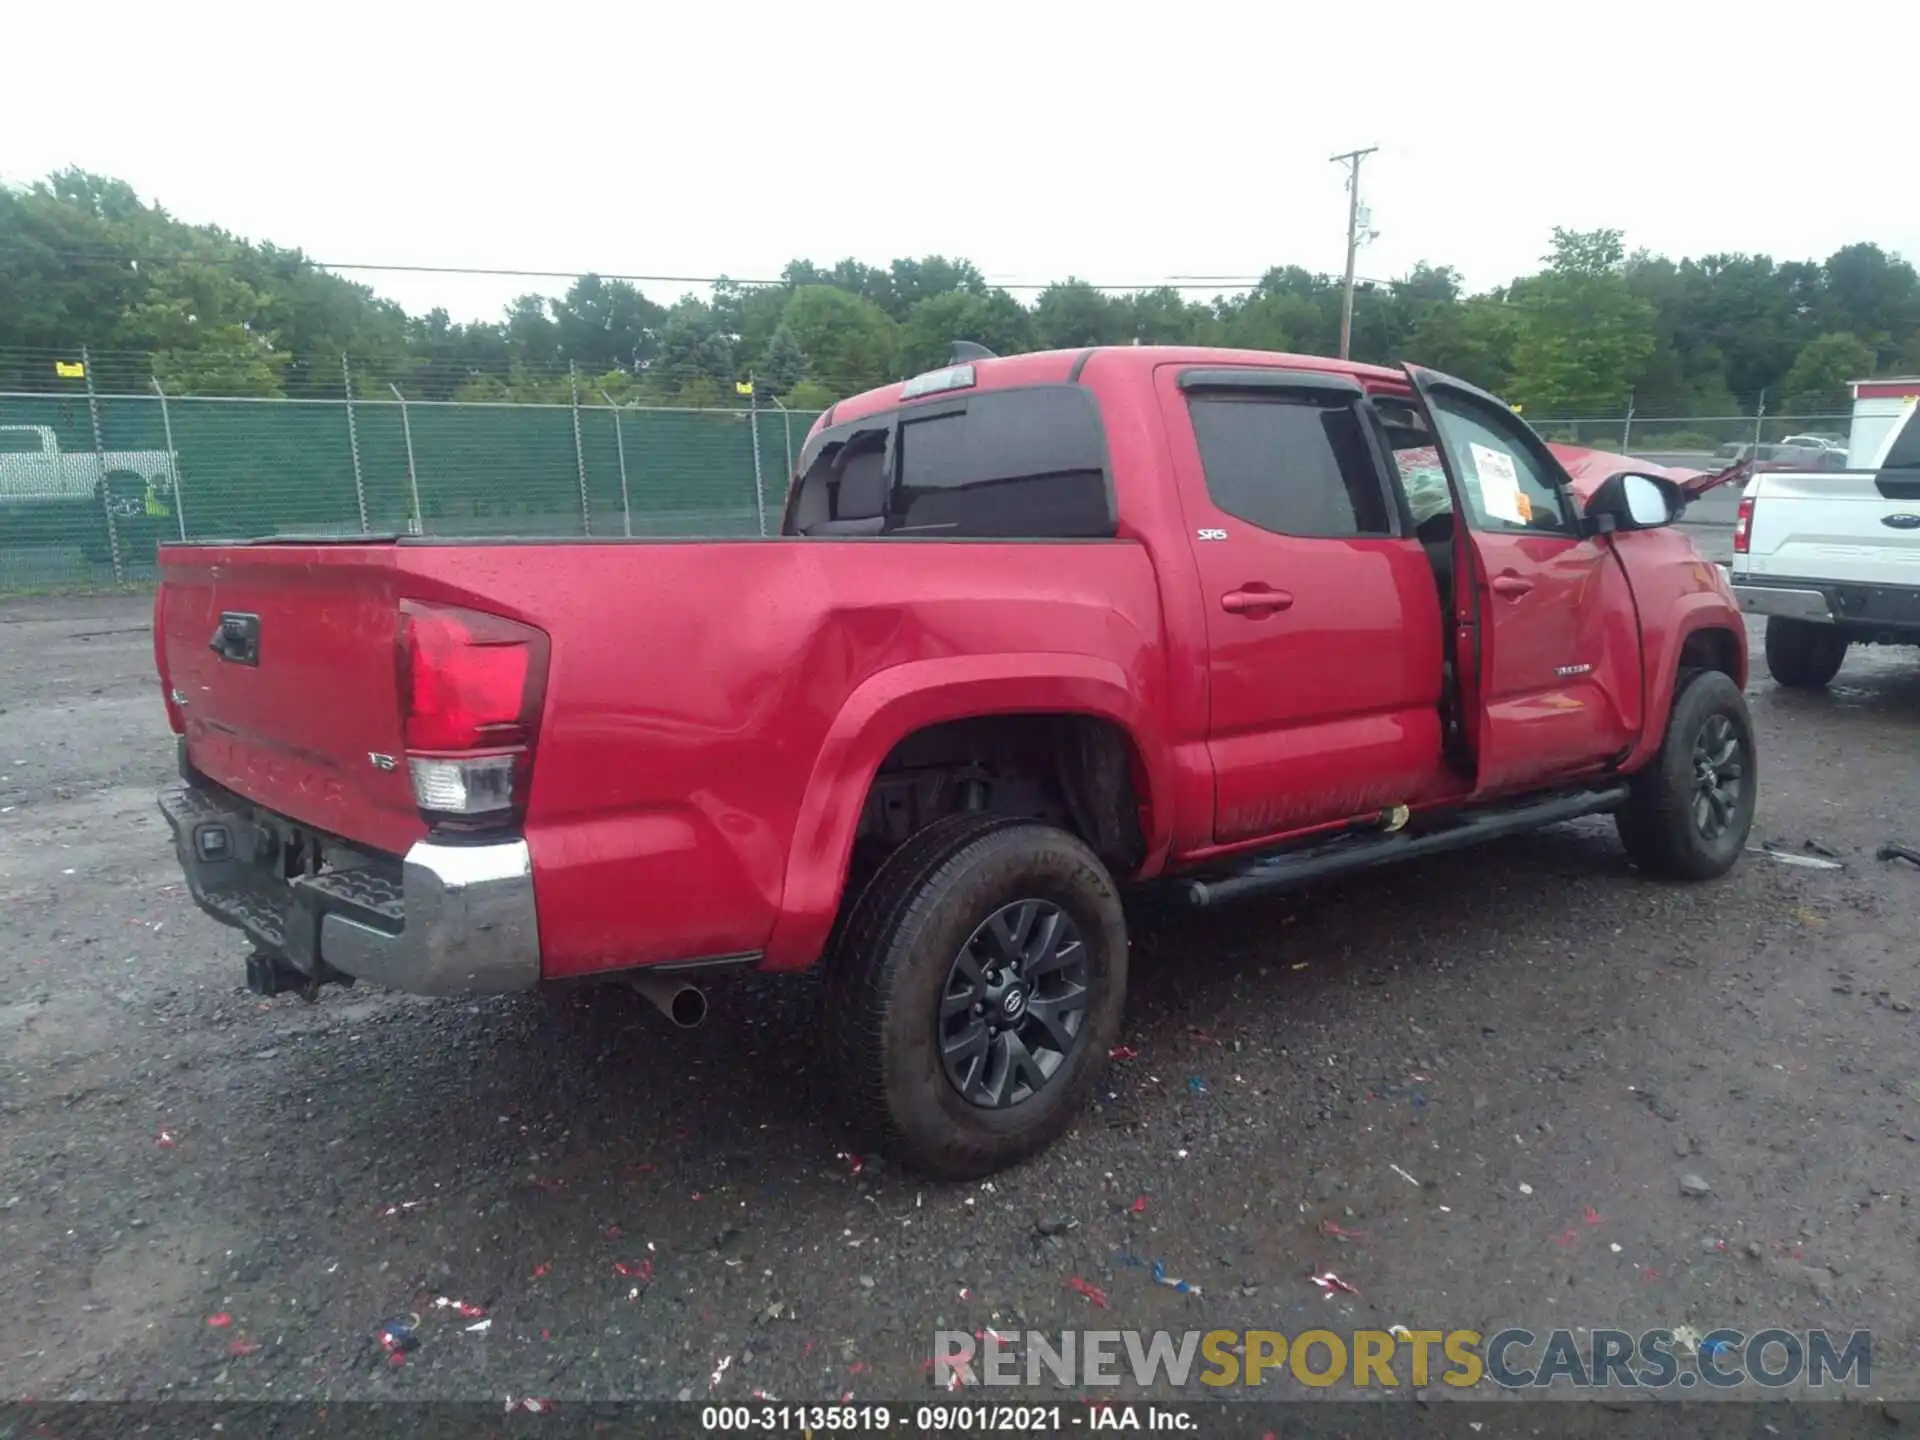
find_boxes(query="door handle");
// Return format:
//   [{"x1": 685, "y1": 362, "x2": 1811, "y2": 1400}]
[
  {"x1": 1490, "y1": 574, "x2": 1534, "y2": 599},
  {"x1": 1221, "y1": 588, "x2": 1294, "y2": 615}
]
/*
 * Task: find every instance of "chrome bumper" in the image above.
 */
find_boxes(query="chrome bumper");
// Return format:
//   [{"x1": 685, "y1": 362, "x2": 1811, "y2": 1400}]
[
  {"x1": 158, "y1": 781, "x2": 540, "y2": 997},
  {"x1": 1731, "y1": 583, "x2": 1836, "y2": 623}
]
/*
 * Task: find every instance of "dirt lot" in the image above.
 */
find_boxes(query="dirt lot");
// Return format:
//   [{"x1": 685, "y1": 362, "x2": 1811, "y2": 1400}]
[{"x1": 2, "y1": 590, "x2": 1918, "y2": 1416}]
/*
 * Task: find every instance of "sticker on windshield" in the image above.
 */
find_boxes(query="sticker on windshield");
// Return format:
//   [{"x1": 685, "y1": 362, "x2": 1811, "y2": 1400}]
[{"x1": 1469, "y1": 443, "x2": 1532, "y2": 525}]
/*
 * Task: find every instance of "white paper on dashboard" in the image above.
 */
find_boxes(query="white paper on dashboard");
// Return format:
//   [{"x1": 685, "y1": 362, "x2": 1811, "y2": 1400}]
[{"x1": 1469, "y1": 443, "x2": 1528, "y2": 524}]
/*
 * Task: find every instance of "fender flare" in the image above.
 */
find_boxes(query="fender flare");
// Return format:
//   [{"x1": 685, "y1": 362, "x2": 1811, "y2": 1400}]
[
  {"x1": 1631, "y1": 594, "x2": 1748, "y2": 767},
  {"x1": 759, "y1": 652, "x2": 1170, "y2": 970}
]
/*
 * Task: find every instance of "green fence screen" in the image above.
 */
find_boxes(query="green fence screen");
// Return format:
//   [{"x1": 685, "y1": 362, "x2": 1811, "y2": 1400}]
[{"x1": 0, "y1": 393, "x2": 818, "y2": 592}]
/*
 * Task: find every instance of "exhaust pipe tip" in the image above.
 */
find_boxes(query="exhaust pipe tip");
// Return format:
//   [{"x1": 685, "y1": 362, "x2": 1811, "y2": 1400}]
[
  {"x1": 666, "y1": 984, "x2": 707, "y2": 1029},
  {"x1": 632, "y1": 974, "x2": 708, "y2": 1029}
]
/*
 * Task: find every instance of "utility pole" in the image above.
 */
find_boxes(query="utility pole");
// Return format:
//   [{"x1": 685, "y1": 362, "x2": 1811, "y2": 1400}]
[{"x1": 1331, "y1": 145, "x2": 1378, "y2": 360}]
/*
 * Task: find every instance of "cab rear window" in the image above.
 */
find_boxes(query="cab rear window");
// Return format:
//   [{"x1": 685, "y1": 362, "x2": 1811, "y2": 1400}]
[{"x1": 785, "y1": 386, "x2": 1113, "y2": 539}]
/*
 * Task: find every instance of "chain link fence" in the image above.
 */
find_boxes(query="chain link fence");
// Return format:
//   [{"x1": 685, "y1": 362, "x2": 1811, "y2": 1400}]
[
  {"x1": 0, "y1": 384, "x2": 819, "y2": 592},
  {"x1": 1529, "y1": 411, "x2": 1854, "y2": 458},
  {"x1": 0, "y1": 348, "x2": 1863, "y2": 595}
]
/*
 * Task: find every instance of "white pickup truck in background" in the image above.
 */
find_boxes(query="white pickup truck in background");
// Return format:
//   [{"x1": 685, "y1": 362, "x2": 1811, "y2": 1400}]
[
  {"x1": 1732, "y1": 395, "x2": 1920, "y2": 687},
  {"x1": 0, "y1": 424, "x2": 178, "y2": 516}
]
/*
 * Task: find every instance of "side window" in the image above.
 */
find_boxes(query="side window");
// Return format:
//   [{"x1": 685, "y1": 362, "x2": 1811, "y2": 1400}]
[
  {"x1": 1427, "y1": 395, "x2": 1572, "y2": 535},
  {"x1": 1186, "y1": 393, "x2": 1394, "y2": 538},
  {"x1": 1372, "y1": 399, "x2": 1452, "y2": 531},
  {"x1": 891, "y1": 387, "x2": 1111, "y2": 538}
]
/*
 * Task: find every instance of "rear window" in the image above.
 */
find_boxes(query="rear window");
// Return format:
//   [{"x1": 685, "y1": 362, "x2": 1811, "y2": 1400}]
[
  {"x1": 1187, "y1": 393, "x2": 1394, "y2": 538},
  {"x1": 785, "y1": 385, "x2": 1113, "y2": 539},
  {"x1": 893, "y1": 388, "x2": 1110, "y2": 538}
]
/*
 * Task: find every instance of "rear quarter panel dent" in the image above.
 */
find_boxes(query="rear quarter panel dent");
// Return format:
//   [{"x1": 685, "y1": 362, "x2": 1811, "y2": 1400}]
[{"x1": 759, "y1": 651, "x2": 1174, "y2": 971}]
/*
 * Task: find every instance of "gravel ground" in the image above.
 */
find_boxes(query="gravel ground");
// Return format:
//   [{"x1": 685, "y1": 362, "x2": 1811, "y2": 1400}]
[{"x1": 2, "y1": 590, "x2": 1918, "y2": 1414}]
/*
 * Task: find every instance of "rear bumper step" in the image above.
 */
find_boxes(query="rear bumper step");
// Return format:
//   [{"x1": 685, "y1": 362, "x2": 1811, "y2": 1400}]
[
  {"x1": 1734, "y1": 576, "x2": 1920, "y2": 634},
  {"x1": 158, "y1": 781, "x2": 540, "y2": 996},
  {"x1": 1732, "y1": 583, "x2": 1836, "y2": 624}
]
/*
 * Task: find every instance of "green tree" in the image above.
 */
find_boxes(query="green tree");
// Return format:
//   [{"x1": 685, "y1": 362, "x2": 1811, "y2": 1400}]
[
  {"x1": 1403, "y1": 295, "x2": 1521, "y2": 395},
  {"x1": 758, "y1": 324, "x2": 807, "y2": 395},
  {"x1": 654, "y1": 300, "x2": 737, "y2": 394},
  {"x1": 1816, "y1": 243, "x2": 1920, "y2": 369},
  {"x1": 1780, "y1": 332, "x2": 1876, "y2": 412},
  {"x1": 779, "y1": 286, "x2": 898, "y2": 395},
  {"x1": 898, "y1": 289, "x2": 1036, "y2": 373},
  {"x1": 551, "y1": 274, "x2": 666, "y2": 374},
  {"x1": 1033, "y1": 280, "x2": 1126, "y2": 349},
  {"x1": 1505, "y1": 228, "x2": 1657, "y2": 414}
]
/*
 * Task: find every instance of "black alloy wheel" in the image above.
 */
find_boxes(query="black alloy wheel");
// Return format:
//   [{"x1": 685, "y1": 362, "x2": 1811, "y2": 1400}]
[{"x1": 938, "y1": 899, "x2": 1089, "y2": 1108}]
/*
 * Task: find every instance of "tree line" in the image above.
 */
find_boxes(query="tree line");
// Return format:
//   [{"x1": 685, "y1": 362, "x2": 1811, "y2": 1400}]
[{"x1": 4, "y1": 168, "x2": 1917, "y2": 417}]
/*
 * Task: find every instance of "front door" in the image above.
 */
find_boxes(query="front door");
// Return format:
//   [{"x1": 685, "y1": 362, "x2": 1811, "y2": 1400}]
[
  {"x1": 1404, "y1": 368, "x2": 1641, "y2": 794},
  {"x1": 1157, "y1": 365, "x2": 1451, "y2": 845}
]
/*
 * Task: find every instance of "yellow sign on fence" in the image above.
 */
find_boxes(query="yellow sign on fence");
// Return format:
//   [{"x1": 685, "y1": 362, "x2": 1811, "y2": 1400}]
[{"x1": 55, "y1": 360, "x2": 86, "y2": 378}]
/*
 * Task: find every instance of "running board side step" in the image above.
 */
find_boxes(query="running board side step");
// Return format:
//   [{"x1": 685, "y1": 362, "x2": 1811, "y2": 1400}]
[{"x1": 1182, "y1": 785, "x2": 1631, "y2": 908}]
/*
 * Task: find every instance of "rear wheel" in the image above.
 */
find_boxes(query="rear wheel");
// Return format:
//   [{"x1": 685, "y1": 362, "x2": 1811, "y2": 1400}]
[
  {"x1": 824, "y1": 815, "x2": 1127, "y2": 1180},
  {"x1": 1616, "y1": 669, "x2": 1757, "y2": 881},
  {"x1": 1764, "y1": 617, "x2": 1847, "y2": 690}
]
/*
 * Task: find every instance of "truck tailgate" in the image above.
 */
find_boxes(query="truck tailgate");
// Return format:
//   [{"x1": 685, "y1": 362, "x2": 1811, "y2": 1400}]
[
  {"x1": 1743, "y1": 471, "x2": 1920, "y2": 586},
  {"x1": 160, "y1": 544, "x2": 426, "y2": 856}
]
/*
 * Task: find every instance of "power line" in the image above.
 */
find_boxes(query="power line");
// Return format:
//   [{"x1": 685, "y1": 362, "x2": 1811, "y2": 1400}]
[{"x1": 0, "y1": 244, "x2": 1404, "y2": 294}]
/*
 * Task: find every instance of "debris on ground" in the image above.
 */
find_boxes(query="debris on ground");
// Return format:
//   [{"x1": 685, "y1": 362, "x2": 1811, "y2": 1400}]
[
  {"x1": 1878, "y1": 843, "x2": 1920, "y2": 867},
  {"x1": 1108, "y1": 1045, "x2": 1139, "y2": 1061},
  {"x1": 156, "y1": 1129, "x2": 176, "y2": 1148},
  {"x1": 1680, "y1": 1173, "x2": 1713, "y2": 1197},
  {"x1": 1035, "y1": 1216, "x2": 1079, "y2": 1237},
  {"x1": 1389, "y1": 1164, "x2": 1421, "y2": 1187},
  {"x1": 432, "y1": 1297, "x2": 486, "y2": 1319},
  {"x1": 1318, "y1": 1221, "x2": 1366, "y2": 1242},
  {"x1": 1129, "y1": 1196, "x2": 1149, "y2": 1214},
  {"x1": 1517, "y1": 1183, "x2": 1533, "y2": 1196},
  {"x1": 505, "y1": 1398, "x2": 552, "y2": 1413},
  {"x1": 1802, "y1": 838, "x2": 1844, "y2": 859},
  {"x1": 1753, "y1": 844, "x2": 1843, "y2": 870},
  {"x1": 1067, "y1": 1276, "x2": 1110, "y2": 1308},
  {"x1": 1187, "y1": 1076, "x2": 1207, "y2": 1094},
  {"x1": 1151, "y1": 1260, "x2": 1201, "y2": 1296},
  {"x1": 205, "y1": 1313, "x2": 232, "y2": 1328},
  {"x1": 378, "y1": 1199, "x2": 428, "y2": 1218},
  {"x1": 465, "y1": 1319, "x2": 492, "y2": 1334},
  {"x1": 226, "y1": 1339, "x2": 259, "y2": 1356},
  {"x1": 1310, "y1": 1272, "x2": 1358, "y2": 1299},
  {"x1": 1582, "y1": 1206, "x2": 1603, "y2": 1226},
  {"x1": 710, "y1": 1354, "x2": 732, "y2": 1388},
  {"x1": 375, "y1": 1316, "x2": 420, "y2": 1366}
]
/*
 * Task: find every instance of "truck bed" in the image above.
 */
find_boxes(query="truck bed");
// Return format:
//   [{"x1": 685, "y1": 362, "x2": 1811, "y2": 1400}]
[{"x1": 157, "y1": 536, "x2": 1170, "y2": 978}]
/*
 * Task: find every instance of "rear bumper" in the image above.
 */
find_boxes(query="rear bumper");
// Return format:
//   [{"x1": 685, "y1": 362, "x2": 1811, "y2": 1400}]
[
  {"x1": 1732, "y1": 583, "x2": 1836, "y2": 623},
  {"x1": 1733, "y1": 574, "x2": 1920, "y2": 635},
  {"x1": 158, "y1": 778, "x2": 540, "y2": 997}
]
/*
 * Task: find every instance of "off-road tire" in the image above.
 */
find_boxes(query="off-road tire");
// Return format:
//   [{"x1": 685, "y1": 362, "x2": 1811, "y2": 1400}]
[
  {"x1": 823, "y1": 814, "x2": 1127, "y2": 1180},
  {"x1": 1616, "y1": 668, "x2": 1757, "y2": 881},
  {"x1": 1763, "y1": 617, "x2": 1848, "y2": 690}
]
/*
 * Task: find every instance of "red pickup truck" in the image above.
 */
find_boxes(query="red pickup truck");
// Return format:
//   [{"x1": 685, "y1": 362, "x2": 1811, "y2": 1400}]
[{"x1": 154, "y1": 346, "x2": 1755, "y2": 1178}]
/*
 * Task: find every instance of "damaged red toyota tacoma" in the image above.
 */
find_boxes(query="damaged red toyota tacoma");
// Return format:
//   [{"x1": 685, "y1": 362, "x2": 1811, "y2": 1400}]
[{"x1": 154, "y1": 346, "x2": 1755, "y2": 1178}]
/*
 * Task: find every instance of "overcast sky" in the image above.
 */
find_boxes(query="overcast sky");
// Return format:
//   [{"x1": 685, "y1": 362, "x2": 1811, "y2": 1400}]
[{"x1": 6, "y1": 0, "x2": 1916, "y2": 324}]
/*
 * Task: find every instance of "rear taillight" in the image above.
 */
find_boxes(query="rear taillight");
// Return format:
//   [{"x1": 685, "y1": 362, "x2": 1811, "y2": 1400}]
[
  {"x1": 1733, "y1": 497, "x2": 1753, "y2": 554},
  {"x1": 154, "y1": 587, "x2": 184, "y2": 735},
  {"x1": 397, "y1": 601, "x2": 549, "y2": 824}
]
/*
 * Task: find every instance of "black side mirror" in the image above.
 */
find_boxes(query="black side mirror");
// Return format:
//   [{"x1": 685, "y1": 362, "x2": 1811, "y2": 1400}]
[{"x1": 1584, "y1": 471, "x2": 1687, "y2": 534}]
